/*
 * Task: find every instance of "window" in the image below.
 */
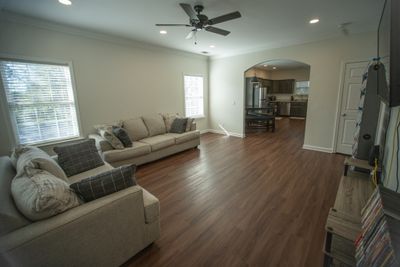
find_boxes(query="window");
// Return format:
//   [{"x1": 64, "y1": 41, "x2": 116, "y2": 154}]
[
  {"x1": 295, "y1": 81, "x2": 310, "y2": 95},
  {"x1": 0, "y1": 59, "x2": 81, "y2": 145},
  {"x1": 184, "y1": 75, "x2": 204, "y2": 118}
]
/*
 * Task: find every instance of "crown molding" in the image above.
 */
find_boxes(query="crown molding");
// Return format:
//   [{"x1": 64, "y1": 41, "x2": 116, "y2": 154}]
[{"x1": 0, "y1": 10, "x2": 208, "y2": 61}]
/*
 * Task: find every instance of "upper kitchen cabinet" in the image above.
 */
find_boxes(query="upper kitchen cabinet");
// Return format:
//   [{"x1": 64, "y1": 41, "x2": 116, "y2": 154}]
[
  {"x1": 270, "y1": 79, "x2": 295, "y2": 94},
  {"x1": 261, "y1": 79, "x2": 272, "y2": 89}
]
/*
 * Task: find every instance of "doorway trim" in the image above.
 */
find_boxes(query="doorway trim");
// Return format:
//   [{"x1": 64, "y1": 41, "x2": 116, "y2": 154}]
[
  {"x1": 242, "y1": 58, "x2": 311, "y2": 139},
  {"x1": 332, "y1": 59, "x2": 369, "y2": 154}
]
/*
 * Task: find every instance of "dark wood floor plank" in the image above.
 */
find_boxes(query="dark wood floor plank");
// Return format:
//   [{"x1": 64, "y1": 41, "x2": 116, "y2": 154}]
[{"x1": 123, "y1": 118, "x2": 344, "y2": 267}]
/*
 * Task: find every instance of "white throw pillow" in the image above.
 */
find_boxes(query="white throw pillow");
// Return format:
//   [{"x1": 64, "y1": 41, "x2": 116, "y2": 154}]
[
  {"x1": 13, "y1": 146, "x2": 68, "y2": 182},
  {"x1": 99, "y1": 128, "x2": 124, "y2": 149},
  {"x1": 11, "y1": 171, "x2": 80, "y2": 221}
]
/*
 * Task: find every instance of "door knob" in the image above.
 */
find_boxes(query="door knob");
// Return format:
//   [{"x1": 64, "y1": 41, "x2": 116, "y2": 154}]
[{"x1": 342, "y1": 113, "x2": 347, "y2": 117}]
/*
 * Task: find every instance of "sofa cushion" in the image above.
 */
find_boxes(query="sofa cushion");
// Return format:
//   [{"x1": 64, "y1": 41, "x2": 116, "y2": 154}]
[
  {"x1": 161, "y1": 113, "x2": 178, "y2": 132},
  {"x1": 70, "y1": 165, "x2": 136, "y2": 202},
  {"x1": 93, "y1": 120, "x2": 123, "y2": 132},
  {"x1": 89, "y1": 134, "x2": 114, "y2": 152},
  {"x1": 123, "y1": 117, "x2": 149, "y2": 141},
  {"x1": 98, "y1": 128, "x2": 124, "y2": 149},
  {"x1": 102, "y1": 142, "x2": 151, "y2": 163},
  {"x1": 165, "y1": 130, "x2": 200, "y2": 144},
  {"x1": 11, "y1": 171, "x2": 81, "y2": 221},
  {"x1": 139, "y1": 135, "x2": 175, "y2": 151},
  {"x1": 142, "y1": 114, "x2": 167, "y2": 136},
  {"x1": 142, "y1": 188, "x2": 160, "y2": 224},
  {"x1": 67, "y1": 162, "x2": 114, "y2": 184},
  {"x1": 93, "y1": 121, "x2": 124, "y2": 149},
  {"x1": 13, "y1": 146, "x2": 67, "y2": 181},
  {"x1": 170, "y1": 118, "x2": 188, "y2": 134},
  {"x1": 54, "y1": 139, "x2": 105, "y2": 177},
  {"x1": 185, "y1": 118, "x2": 194, "y2": 132},
  {"x1": 112, "y1": 127, "x2": 132, "y2": 147},
  {"x1": 0, "y1": 157, "x2": 31, "y2": 236}
]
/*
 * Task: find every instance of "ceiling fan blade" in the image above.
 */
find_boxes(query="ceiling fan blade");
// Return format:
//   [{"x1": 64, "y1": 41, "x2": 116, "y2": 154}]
[
  {"x1": 155, "y1": 24, "x2": 191, "y2": 27},
  {"x1": 208, "y1": 11, "x2": 241, "y2": 25},
  {"x1": 179, "y1": 3, "x2": 198, "y2": 20},
  {"x1": 185, "y1": 30, "x2": 195, "y2": 40},
  {"x1": 205, "y1": 26, "x2": 230, "y2": 36}
]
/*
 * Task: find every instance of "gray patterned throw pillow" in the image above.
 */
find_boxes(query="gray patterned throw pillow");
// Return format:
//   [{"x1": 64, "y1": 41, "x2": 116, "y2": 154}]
[
  {"x1": 170, "y1": 118, "x2": 188, "y2": 134},
  {"x1": 54, "y1": 139, "x2": 104, "y2": 177},
  {"x1": 112, "y1": 127, "x2": 132, "y2": 147},
  {"x1": 70, "y1": 165, "x2": 136, "y2": 202}
]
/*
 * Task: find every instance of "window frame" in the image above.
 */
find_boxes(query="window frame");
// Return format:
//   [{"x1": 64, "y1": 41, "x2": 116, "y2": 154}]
[
  {"x1": 183, "y1": 74, "x2": 205, "y2": 119},
  {"x1": 0, "y1": 55, "x2": 83, "y2": 147}
]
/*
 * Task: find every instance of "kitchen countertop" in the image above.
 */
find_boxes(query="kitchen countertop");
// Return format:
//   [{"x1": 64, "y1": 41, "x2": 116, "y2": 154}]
[{"x1": 268, "y1": 100, "x2": 308, "y2": 103}]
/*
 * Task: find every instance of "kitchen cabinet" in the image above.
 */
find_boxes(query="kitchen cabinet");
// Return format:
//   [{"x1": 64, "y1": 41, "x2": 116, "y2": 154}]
[
  {"x1": 246, "y1": 78, "x2": 294, "y2": 95},
  {"x1": 280, "y1": 79, "x2": 295, "y2": 94},
  {"x1": 261, "y1": 79, "x2": 272, "y2": 89},
  {"x1": 247, "y1": 78, "x2": 273, "y2": 94},
  {"x1": 270, "y1": 79, "x2": 295, "y2": 94},
  {"x1": 290, "y1": 101, "x2": 308, "y2": 117}
]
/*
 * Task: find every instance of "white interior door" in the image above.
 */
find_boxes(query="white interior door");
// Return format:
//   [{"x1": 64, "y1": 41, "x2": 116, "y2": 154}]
[{"x1": 336, "y1": 61, "x2": 369, "y2": 154}]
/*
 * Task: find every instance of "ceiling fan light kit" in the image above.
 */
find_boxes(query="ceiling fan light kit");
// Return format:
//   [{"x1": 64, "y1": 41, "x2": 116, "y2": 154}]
[{"x1": 156, "y1": 3, "x2": 241, "y2": 44}]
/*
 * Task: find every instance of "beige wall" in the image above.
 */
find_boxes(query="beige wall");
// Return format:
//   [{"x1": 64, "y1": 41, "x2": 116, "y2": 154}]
[
  {"x1": 269, "y1": 68, "x2": 310, "y2": 81},
  {"x1": 244, "y1": 67, "x2": 309, "y2": 81},
  {"x1": 0, "y1": 16, "x2": 209, "y2": 156},
  {"x1": 244, "y1": 68, "x2": 271, "y2": 79},
  {"x1": 209, "y1": 31, "x2": 376, "y2": 150}
]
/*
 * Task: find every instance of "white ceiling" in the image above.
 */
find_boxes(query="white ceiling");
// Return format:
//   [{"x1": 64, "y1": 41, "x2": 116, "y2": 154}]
[{"x1": 0, "y1": 0, "x2": 384, "y2": 57}]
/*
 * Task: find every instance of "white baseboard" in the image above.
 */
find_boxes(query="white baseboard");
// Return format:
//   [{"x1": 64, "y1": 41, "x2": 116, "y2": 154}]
[
  {"x1": 302, "y1": 144, "x2": 334, "y2": 153},
  {"x1": 200, "y1": 129, "x2": 211, "y2": 134},
  {"x1": 200, "y1": 129, "x2": 244, "y2": 138}
]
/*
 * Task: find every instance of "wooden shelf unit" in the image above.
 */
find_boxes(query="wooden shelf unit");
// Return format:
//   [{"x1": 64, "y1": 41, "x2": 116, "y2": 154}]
[{"x1": 323, "y1": 157, "x2": 375, "y2": 266}]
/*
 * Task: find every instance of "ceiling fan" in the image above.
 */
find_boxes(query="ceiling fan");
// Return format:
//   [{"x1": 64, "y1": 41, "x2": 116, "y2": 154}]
[{"x1": 156, "y1": 3, "x2": 241, "y2": 41}]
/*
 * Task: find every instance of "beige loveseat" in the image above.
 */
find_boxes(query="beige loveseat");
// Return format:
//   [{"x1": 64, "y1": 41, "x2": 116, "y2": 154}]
[
  {"x1": 90, "y1": 114, "x2": 200, "y2": 167},
  {"x1": 0, "y1": 156, "x2": 160, "y2": 267}
]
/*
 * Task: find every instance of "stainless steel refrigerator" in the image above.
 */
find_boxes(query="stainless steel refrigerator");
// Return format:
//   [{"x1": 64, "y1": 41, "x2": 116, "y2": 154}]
[{"x1": 247, "y1": 82, "x2": 268, "y2": 108}]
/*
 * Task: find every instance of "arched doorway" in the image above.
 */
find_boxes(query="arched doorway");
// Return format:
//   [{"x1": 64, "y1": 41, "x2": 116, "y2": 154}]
[{"x1": 244, "y1": 59, "x2": 311, "y2": 135}]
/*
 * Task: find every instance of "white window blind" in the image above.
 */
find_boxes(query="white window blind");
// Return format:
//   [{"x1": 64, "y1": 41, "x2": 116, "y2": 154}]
[
  {"x1": 0, "y1": 60, "x2": 80, "y2": 145},
  {"x1": 184, "y1": 75, "x2": 204, "y2": 118}
]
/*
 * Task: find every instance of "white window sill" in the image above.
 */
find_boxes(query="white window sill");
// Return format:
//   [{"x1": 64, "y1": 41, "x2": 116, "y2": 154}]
[
  {"x1": 189, "y1": 115, "x2": 206, "y2": 119},
  {"x1": 22, "y1": 136, "x2": 86, "y2": 148}
]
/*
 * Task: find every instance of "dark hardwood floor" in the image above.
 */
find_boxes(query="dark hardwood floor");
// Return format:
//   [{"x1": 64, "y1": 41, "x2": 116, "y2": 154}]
[{"x1": 124, "y1": 118, "x2": 344, "y2": 267}]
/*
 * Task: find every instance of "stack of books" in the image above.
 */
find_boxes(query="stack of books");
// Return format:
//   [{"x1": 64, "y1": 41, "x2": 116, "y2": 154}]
[{"x1": 355, "y1": 186, "x2": 400, "y2": 266}]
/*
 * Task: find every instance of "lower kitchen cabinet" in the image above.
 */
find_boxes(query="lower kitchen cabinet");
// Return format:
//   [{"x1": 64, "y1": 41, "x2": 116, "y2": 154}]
[{"x1": 290, "y1": 102, "x2": 307, "y2": 117}]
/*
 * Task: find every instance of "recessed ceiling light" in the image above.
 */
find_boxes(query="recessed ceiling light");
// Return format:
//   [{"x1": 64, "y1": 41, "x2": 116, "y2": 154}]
[
  {"x1": 309, "y1": 18, "x2": 320, "y2": 24},
  {"x1": 273, "y1": 67, "x2": 277, "y2": 70},
  {"x1": 58, "y1": 0, "x2": 72, "y2": 5},
  {"x1": 209, "y1": 45, "x2": 215, "y2": 48},
  {"x1": 159, "y1": 30, "x2": 167, "y2": 35}
]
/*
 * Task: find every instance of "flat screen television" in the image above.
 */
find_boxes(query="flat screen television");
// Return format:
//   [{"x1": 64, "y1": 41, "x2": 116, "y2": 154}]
[{"x1": 378, "y1": 0, "x2": 400, "y2": 107}]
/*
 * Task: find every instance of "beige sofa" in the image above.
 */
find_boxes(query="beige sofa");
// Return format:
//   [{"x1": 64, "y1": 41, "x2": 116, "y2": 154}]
[
  {"x1": 0, "y1": 156, "x2": 160, "y2": 267},
  {"x1": 90, "y1": 114, "x2": 200, "y2": 167}
]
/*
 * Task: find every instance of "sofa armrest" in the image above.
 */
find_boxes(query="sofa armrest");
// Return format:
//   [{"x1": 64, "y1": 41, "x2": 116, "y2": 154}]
[
  {"x1": 88, "y1": 134, "x2": 113, "y2": 152},
  {"x1": 190, "y1": 121, "x2": 197, "y2": 131},
  {"x1": 0, "y1": 185, "x2": 146, "y2": 266}
]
